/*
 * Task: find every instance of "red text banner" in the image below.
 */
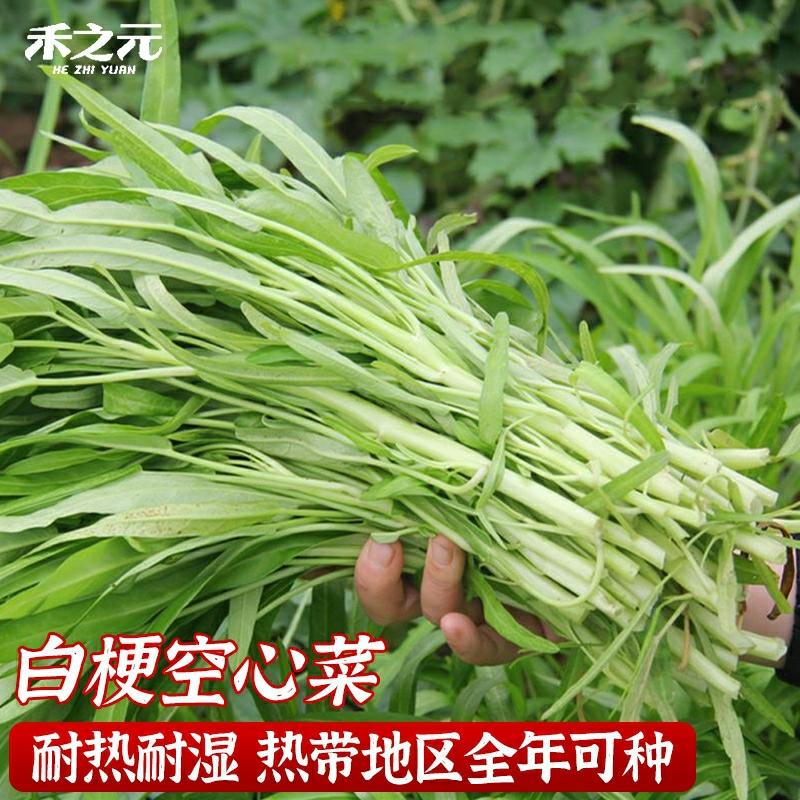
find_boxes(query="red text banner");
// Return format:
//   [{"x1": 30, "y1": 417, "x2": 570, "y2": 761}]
[{"x1": 10, "y1": 721, "x2": 696, "y2": 793}]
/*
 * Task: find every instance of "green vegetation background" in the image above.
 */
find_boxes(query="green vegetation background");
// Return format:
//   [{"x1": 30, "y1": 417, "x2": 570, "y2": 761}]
[
  {"x1": 3, "y1": 0, "x2": 800, "y2": 228},
  {"x1": 1, "y1": 3, "x2": 800, "y2": 800}
]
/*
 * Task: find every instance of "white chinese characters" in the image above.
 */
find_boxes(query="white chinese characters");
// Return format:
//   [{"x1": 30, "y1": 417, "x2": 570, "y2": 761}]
[
  {"x1": 27, "y1": 726, "x2": 677, "y2": 788},
  {"x1": 17, "y1": 632, "x2": 388, "y2": 709},
  {"x1": 25, "y1": 22, "x2": 163, "y2": 62}
]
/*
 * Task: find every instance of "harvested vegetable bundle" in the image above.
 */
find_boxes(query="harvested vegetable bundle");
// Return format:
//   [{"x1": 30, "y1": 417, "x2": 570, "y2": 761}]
[{"x1": 0, "y1": 75, "x2": 796, "y2": 797}]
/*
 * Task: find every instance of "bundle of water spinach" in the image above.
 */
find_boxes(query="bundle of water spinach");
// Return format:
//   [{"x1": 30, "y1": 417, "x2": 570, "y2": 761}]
[{"x1": 0, "y1": 74, "x2": 796, "y2": 799}]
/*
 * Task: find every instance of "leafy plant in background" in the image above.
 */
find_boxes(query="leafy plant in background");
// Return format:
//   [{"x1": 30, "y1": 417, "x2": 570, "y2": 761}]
[
  {"x1": 144, "y1": 0, "x2": 800, "y2": 224},
  {"x1": 4, "y1": 0, "x2": 800, "y2": 225},
  {"x1": 487, "y1": 115, "x2": 800, "y2": 496}
]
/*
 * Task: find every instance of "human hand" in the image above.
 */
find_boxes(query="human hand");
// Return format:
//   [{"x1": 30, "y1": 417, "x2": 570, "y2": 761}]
[
  {"x1": 354, "y1": 534, "x2": 554, "y2": 665},
  {"x1": 741, "y1": 561, "x2": 797, "y2": 668},
  {"x1": 356, "y1": 537, "x2": 796, "y2": 669}
]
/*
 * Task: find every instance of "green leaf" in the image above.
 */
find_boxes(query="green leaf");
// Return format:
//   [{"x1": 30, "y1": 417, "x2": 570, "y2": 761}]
[
  {"x1": 228, "y1": 586, "x2": 262, "y2": 669},
  {"x1": 469, "y1": 108, "x2": 562, "y2": 188},
  {"x1": 140, "y1": 0, "x2": 181, "y2": 126},
  {"x1": 777, "y1": 421, "x2": 800, "y2": 460},
  {"x1": 0, "y1": 562, "x2": 198, "y2": 662},
  {"x1": 579, "y1": 320, "x2": 596, "y2": 362},
  {"x1": 0, "y1": 471, "x2": 269, "y2": 534},
  {"x1": 237, "y1": 424, "x2": 364, "y2": 466},
  {"x1": 420, "y1": 112, "x2": 495, "y2": 150},
  {"x1": 342, "y1": 154, "x2": 398, "y2": 242},
  {"x1": 573, "y1": 362, "x2": 665, "y2": 451},
  {"x1": 553, "y1": 107, "x2": 626, "y2": 164},
  {"x1": 0, "y1": 172, "x2": 125, "y2": 209},
  {"x1": 7, "y1": 447, "x2": 100, "y2": 476},
  {"x1": 709, "y1": 688, "x2": 748, "y2": 800},
  {"x1": 32, "y1": 387, "x2": 101, "y2": 410},
  {"x1": 634, "y1": 114, "x2": 729, "y2": 270},
  {"x1": 478, "y1": 312, "x2": 509, "y2": 448},
  {"x1": 0, "y1": 539, "x2": 142, "y2": 620},
  {"x1": 470, "y1": 218, "x2": 551, "y2": 254},
  {"x1": 374, "y1": 64, "x2": 444, "y2": 106},
  {"x1": 387, "y1": 628, "x2": 448, "y2": 715},
  {"x1": 47, "y1": 70, "x2": 221, "y2": 198},
  {"x1": 453, "y1": 673, "x2": 506, "y2": 721},
  {"x1": 558, "y1": 3, "x2": 651, "y2": 54},
  {"x1": 363, "y1": 144, "x2": 417, "y2": 172},
  {"x1": 103, "y1": 383, "x2": 184, "y2": 418},
  {"x1": 703, "y1": 16, "x2": 770, "y2": 66},
  {"x1": 400, "y1": 250, "x2": 549, "y2": 352},
  {"x1": 238, "y1": 188, "x2": 401, "y2": 271},
  {"x1": 309, "y1": 580, "x2": 346, "y2": 650},
  {"x1": 41, "y1": 132, "x2": 108, "y2": 163},
  {"x1": 468, "y1": 567, "x2": 559, "y2": 654},
  {"x1": 750, "y1": 395, "x2": 787, "y2": 449},
  {"x1": 362, "y1": 474, "x2": 429, "y2": 501},
  {"x1": 702, "y1": 196, "x2": 800, "y2": 302},
  {"x1": 0, "y1": 234, "x2": 260, "y2": 295},
  {"x1": 0, "y1": 264, "x2": 126, "y2": 321},
  {"x1": 480, "y1": 22, "x2": 562, "y2": 87},
  {"x1": 463, "y1": 279, "x2": 533, "y2": 310},
  {"x1": 152, "y1": 122, "x2": 288, "y2": 194},
  {"x1": 197, "y1": 106, "x2": 347, "y2": 208},
  {"x1": 750, "y1": 557, "x2": 793, "y2": 617},
  {"x1": 426, "y1": 212, "x2": 477, "y2": 251},
  {"x1": 0, "y1": 322, "x2": 12, "y2": 364},
  {"x1": 739, "y1": 681, "x2": 796, "y2": 738},
  {"x1": 476, "y1": 430, "x2": 506, "y2": 510},
  {"x1": 647, "y1": 27, "x2": 697, "y2": 78},
  {"x1": 579, "y1": 451, "x2": 671, "y2": 514},
  {"x1": 25, "y1": 75, "x2": 62, "y2": 174},
  {"x1": 373, "y1": 165, "x2": 419, "y2": 219}
]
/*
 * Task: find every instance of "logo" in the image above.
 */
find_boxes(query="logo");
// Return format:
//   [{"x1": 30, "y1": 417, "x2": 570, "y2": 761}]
[{"x1": 25, "y1": 22, "x2": 162, "y2": 75}]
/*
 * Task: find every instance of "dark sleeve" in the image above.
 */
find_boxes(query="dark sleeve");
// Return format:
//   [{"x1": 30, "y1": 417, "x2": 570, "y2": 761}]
[{"x1": 776, "y1": 545, "x2": 800, "y2": 687}]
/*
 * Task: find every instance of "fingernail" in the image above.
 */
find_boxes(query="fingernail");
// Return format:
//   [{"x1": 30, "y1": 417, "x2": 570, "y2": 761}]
[
  {"x1": 440, "y1": 615, "x2": 461, "y2": 645},
  {"x1": 431, "y1": 538, "x2": 453, "y2": 567},
  {"x1": 368, "y1": 540, "x2": 394, "y2": 568}
]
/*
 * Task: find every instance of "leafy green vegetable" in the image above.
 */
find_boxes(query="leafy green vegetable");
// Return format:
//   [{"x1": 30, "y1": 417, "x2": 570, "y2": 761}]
[{"x1": 0, "y1": 78, "x2": 797, "y2": 800}]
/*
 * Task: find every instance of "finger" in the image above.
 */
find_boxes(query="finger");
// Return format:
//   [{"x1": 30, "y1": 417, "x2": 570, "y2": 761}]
[
  {"x1": 420, "y1": 535, "x2": 467, "y2": 625},
  {"x1": 440, "y1": 611, "x2": 520, "y2": 666},
  {"x1": 355, "y1": 539, "x2": 420, "y2": 625}
]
